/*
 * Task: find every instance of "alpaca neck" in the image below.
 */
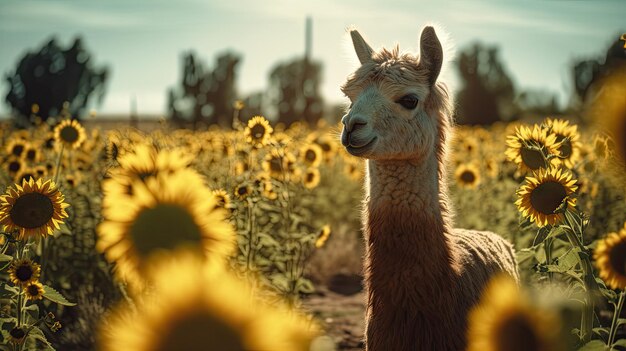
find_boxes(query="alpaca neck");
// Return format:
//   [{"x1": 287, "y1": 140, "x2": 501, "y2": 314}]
[{"x1": 364, "y1": 152, "x2": 458, "y2": 311}]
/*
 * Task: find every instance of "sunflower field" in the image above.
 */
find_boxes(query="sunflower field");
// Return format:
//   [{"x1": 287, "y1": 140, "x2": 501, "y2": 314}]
[{"x1": 0, "y1": 72, "x2": 625, "y2": 351}]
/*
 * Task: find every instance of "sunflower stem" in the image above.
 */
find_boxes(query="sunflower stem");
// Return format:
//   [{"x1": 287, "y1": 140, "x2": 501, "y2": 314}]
[
  {"x1": 608, "y1": 291, "x2": 625, "y2": 348},
  {"x1": 53, "y1": 144, "x2": 65, "y2": 184}
]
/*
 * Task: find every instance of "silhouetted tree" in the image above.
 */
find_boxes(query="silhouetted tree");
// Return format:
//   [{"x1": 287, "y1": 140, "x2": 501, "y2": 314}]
[
  {"x1": 168, "y1": 51, "x2": 241, "y2": 128},
  {"x1": 268, "y1": 57, "x2": 324, "y2": 126},
  {"x1": 455, "y1": 43, "x2": 516, "y2": 125},
  {"x1": 4, "y1": 37, "x2": 108, "y2": 125},
  {"x1": 572, "y1": 33, "x2": 626, "y2": 105}
]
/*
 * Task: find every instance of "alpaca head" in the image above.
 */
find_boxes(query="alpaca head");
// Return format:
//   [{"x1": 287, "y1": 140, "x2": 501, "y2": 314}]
[{"x1": 340, "y1": 26, "x2": 452, "y2": 162}]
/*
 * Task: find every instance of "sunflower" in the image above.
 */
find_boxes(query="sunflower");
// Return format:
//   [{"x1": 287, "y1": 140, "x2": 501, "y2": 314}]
[
  {"x1": 114, "y1": 144, "x2": 192, "y2": 181},
  {"x1": 467, "y1": 275, "x2": 564, "y2": 351},
  {"x1": 234, "y1": 183, "x2": 252, "y2": 200},
  {"x1": 300, "y1": 144, "x2": 323, "y2": 168},
  {"x1": 64, "y1": 172, "x2": 82, "y2": 188},
  {"x1": 5, "y1": 156, "x2": 23, "y2": 176},
  {"x1": 212, "y1": 189, "x2": 232, "y2": 210},
  {"x1": 6, "y1": 139, "x2": 27, "y2": 158},
  {"x1": 0, "y1": 178, "x2": 69, "y2": 240},
  {"x1": 459, "y1": 136, "x2": 479, "y2": 156},
  {"x1": 263, "y1": 150, "x2": 286, "y2": 178},
  {"x1": 344, "y1": 160, "x2": 363, "y2": 181},
  {"x1": 14, "y1": 168, "x2": 37, "y2": 184},
  {"x1": 53, "y1": 119, "x2": 86, "y2": 150},
  {"x1": 515, "y1": 167, "x2": 577, "y2": 227},
  {"x1": 484, "y1": 158, "x2": 500, "y2": 179},
  {"x1": 8, "y1": 326, "x2": 27, "y2": 345},
  {"x1": 303, "y1": 168, "x2": 321, "y2": 189},
  {"x1": 22, "y1": 143, "x2": 41, "y2": 163},
  {"x1": 315, "y1": 225, "x2": 331, "y2": 248},
  {"x1": 24, "y1": 281, "x2": 45, "y2": 301},
  {"x1": 455, "y1": 163, "x2": 481, "y2": 189},
  {"x1": 594, "y1": 224, "x2": 626, "y2": 290},
  {"x1": 8, "y1": 259, "x2": 41, "y2": 286},
  {"x1": 311, "y1": 134, "x2": 336, "y2": 162},
  {"x1": 234, "y1": 160, "x2": 250, "y2": 176},
  {"x1": 98, "y1": 251, "x2": 316, "y2": 351},
  {"x1": 590, "y1": 66, "x2": 626, "y2": 166},
  {"x1": 244, "y1": 116, "x2": 273, "y2": 148},
  {"x1": 97, "y1": 170, "x2": 235, "y2": 291},
  {"x1": 543, "y1": 118, "x2": 581, "y2": 169},
  {"x1": 505, "y1": 125, "x2": 559, "y2": 173}
]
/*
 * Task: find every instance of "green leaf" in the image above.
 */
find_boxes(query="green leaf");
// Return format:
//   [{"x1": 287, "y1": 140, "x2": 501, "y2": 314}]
[
  {"x1": 25, "y1": 326, "x2": 54, "y2": 351},
  {"x1": 24, "y1": 303, "x2": 39, "y2": 322},
  {"x1": 577, "y1": 340, "x2": 608, "y2": 351},
  {"x1": 296, "y1": 278, "x2": 315, "y2": 294},
  {"x1": 613, "y1": 339, "x2": 626, "y2": 348},
  {"x1": 0, "y1": 253, "x2": 12, "y2": 262},
  {"x1": 42, "y1": 285, "x2": 76, "y2": 306},
  {"x1": 556, "y1": 248, "x2": 580, "y2": 271}
]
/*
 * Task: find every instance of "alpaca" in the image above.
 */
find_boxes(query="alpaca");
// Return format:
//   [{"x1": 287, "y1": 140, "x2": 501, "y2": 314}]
[{"x1": 340, "y1": 26, "x2": 519, "y2": 350}]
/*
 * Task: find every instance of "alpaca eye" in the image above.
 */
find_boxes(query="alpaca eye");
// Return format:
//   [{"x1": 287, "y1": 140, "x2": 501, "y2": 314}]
[{"x1": 396, "y1": 94, "x2": 419, "y2": 110}]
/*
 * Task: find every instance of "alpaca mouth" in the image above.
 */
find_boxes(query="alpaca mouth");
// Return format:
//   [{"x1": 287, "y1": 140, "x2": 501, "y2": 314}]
[{"x1": 346, "y1": 137, "x2": 377, "y2": 156}]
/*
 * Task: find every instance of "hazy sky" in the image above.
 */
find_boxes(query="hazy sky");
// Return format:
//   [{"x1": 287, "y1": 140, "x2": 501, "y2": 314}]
[{"x1": 0, "y1": 0, "x2": 623, "y2": 116}]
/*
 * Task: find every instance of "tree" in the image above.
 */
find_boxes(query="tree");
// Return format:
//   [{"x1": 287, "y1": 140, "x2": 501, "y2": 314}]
[
  {"x1": 268, "y1": 57, "x2": 324, "y2": 126},
  {"x1": 4, "y1": 37, "x2": 108, "y2": 125},
  {"x1": 455, "y1": 43, "x2": 516, "y2": 125},
  {"x1": 168, "y1": 51, "x2": 241, "y2": 129}
]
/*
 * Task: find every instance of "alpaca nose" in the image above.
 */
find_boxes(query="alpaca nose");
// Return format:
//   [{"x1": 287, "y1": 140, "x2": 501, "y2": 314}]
[{"x1": 342, "y1": 114, "x2": 368, "y2": 133}]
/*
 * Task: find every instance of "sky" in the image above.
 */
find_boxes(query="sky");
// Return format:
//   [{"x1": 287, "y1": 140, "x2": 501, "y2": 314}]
[{"x1": 0, "y1": 0, "x2": 623, "y2": 116}]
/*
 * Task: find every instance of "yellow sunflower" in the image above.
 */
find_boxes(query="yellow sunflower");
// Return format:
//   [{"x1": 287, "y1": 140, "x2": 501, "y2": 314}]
[
  {"x1": 506, "y1": 125, "x2": 559, "y2": 173},
  {"x1": 53, "y1": 119, "x2": 87, "y2": 150},
  {"x1": 14, "y1": 167, "x2": 37, "y2": 184},
  {"x1": 5, "y1": 156, "x2": 23, "y2": 176},
  {"x1": 515, "y1": 167, "x2": 577, "y2": 227},
  {"x1": 244, "y1": 116, "x2": 273, "y2": 148},
  {"x1": 589, "y1": 66, "x2": 626, "y2": 166},
  {"x1": 310, "y1": 133, "x2": 336, "y2": 162},
  {"x1": 97, "y1": 170, "x2": 235, "y2": 291},
  {"x1": 543, "y1": 118, "x2": 581, "y2": 169},
  {"x1": 484, "y1": 158, "x2": 500, "y2": 178},
  {"x1": 6, "y1": 139, "x2": 27, "y2": 158},
  {"x1": 454, "y1": 163, "x2": 481, "y2": 189},
  {"x1": 212, "y1": 189, "x2": 232, "y2": 210},
  {"x1": 234, "y1": 183, "x2": 252, "y2": 200},
  {"x1": 467, "y1": 274, "x2": 564, "y2": 351},
  {"x1": 0, "y1": 178, "x2": 69, "y2": 240},
  {"x1": 22, "y1": 143, "x2": 41, "y2": 163},
  {"x1": 114, "y1": 144, "x2": 192, "y2": 181},
  {"x1": 24, "y1": 281, "x2": 45, "y2": 301},
  {"x1": 8, "y1": 259, "x2": 41, "y2": 286},
  {"x1": 303, "y1": 168, "x2": 321, "y2": 189},
  {"x1": 594, "y1": 224, "x2": 626, "y2": 290},
  {"x1": 344, "y1": 160, "x2": 363, "y2": 181},
  {"x1": 315, "y1": 225, "x2": 331, "y2": 248},
  {"x1": 98, "y1": 251, "x2": 317, "y2": 351},
  {"x1": 300, "y1": 144, "x2": 323, "y2": 168}
]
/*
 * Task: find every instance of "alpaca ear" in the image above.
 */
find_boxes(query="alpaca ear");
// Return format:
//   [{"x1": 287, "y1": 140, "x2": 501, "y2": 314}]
[
  {"x1": 350, "y1": 30, "x2": 374, "y2": 64},
  {"x1": 419, "y1": 26, "x2": 443, "y2": 86}
]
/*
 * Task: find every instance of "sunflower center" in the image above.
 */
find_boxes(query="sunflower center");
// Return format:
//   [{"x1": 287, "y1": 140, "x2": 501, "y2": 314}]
[
  {"x1": 251, "y1": 124, "x2": 266, "y2": 139},
  {"x1": 460, "y1": 170, "x2": 476, "y2": 184},
  {"x1": 520, "y1": 146, "x2": 548, "y2": 170},
  {"x1": 10, "y1": 327, "x2": 26, "y2": 340},
  {"x1": 27, "y1": 284, "x2": 41, "y2": 296},
  {"x1": 60, "y1": 126, "x2": 79, "y2": 143},
  {"x1": 555, "y1": 135, "x2": 572, "y2": 158},
  {"x1": 495, "y1": 313, "x2": 540, "y2": 351},
  {"x1": 269, "y1": 157, "x2": 282, "y2": 173},
  {"x1": 130, "y1": 204, "x2": 203, "y2": 259},
  {"x1": 10, "y1": 192, "x2": 55, "y2": 229},
  {"x1": 237, "y1": 186, "x2": 248, "y2": 196},
  {"x1": 26, "y1": 150, "x2": 37, "y2": 161},
  {"x1": 155, "y1": 311, "x2": 245, "y2": 351},
  {"x1": 530, "y1": 181, "x2": 567, "y2": 215},
  {"x1": 15, "y1": 265, "x2": 34, "y2": 281},
  {"x1": 305, "y1": 149, "x2": 317, "y2": 162},
  {"x1": 19, "y1": 173, "x2": 35, "y2": 183},
  {"x1": 12, "y1": 144, "x2": 24, "y2": 156},
  {"x1": 306, "y1": 172, "x2": 315, "y2": 183},
  {"x1": 9, "y1": 161, "x2": 21, "y2": 173},
  {"x1": 609, "y1": 240, "x2": 626, "y2": 277}
]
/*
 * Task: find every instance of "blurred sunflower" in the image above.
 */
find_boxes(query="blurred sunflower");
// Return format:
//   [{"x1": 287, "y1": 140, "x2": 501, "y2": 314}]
[
  {"x1": 99, "y1": 251, "x2": 316, "y2": 351},
  {"x1": 0, "y1": 178, "x2": 69, "y2": 240},
  {"x1": 115, "y1": 144, "x2": 192, "y2": 181},
  {"x1": 244, "y1": 116, "x2": 273, "y2": 148},
  {"x1": 303, "y1": 168, "x2": 321, "y2": 189},
  {"x1": 589, "y1": 66, "x2": 626, "y2": 166},
  {"x1": 22, "y1": 143, "x2": 41, "y2": 163},
  {"x1": 455, "y1": 163, "x2": 481, "y2": 189},
  {"x1": 53, "y1": 119, "x2": 86, "y2": 150},
  {"x1": 505, "y1": 125, "x2": 558, "y2": 172},
  {"x1": 234, "y1": 183, "x2": 252, "y2": 200},
  {"x1": 315, "y1": 225, "x2": 331, "y2": 248},
  {"x1": 311, "y1": 134, "x2": 336, "y2": 162},
  {"x1": 97, "y1": 170, "x2": 234, "y2": 291},
  {"x1": 24, "y1": 281, "x2": 45, "y2": 301},
  {"x1": 263, "y1": 150, "x2": 286, "y2": 178},
  {"x1": 65, "y1": 172, "x2": 82, "y2": 188},
  {"x1": 8, "y1": 259, "x2": 41, "y2": 286},
  {"x1": 543, "y1": 118, "x2": 581, "y2": 169},
  {"x1": 594, "y1": 224, "x2": 626, "y2": 290},
  {"x1": 459, "y1": 136, "x2": 479, "y2": 156},
  {"x1": 344, "y1": 160, "x2": 363, "y2": 181},
  {"x1": 14, "y1": 168, "x2": 37, "y2": 184},
  {"x1": 5, "y1": 156, "x2": 23, "y2": 177},
  {"x1": 8, "y1": 326, "x2": 27, "y2": 345},
  {"x1": 300, "y1": 144, "x2": 323, "y2": 168},
  {"x1": 234, "y1": 160, "x2": 250, "y2": 176},
  {"x1": 212, "y1": 189, "x2": 232, "y2": 210},
  {"x1": 467, "y1": 275, "x2": 564, "y2": 351},
  {"x1": 485, "y1": 158, "x2": 500, "y2": 178},
  {"x1": 516, "y1": 168, "x2": 577, "y2": 227},
  {"x1": 6, "y1": 139, "x2": 27, "y2": 158}
]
